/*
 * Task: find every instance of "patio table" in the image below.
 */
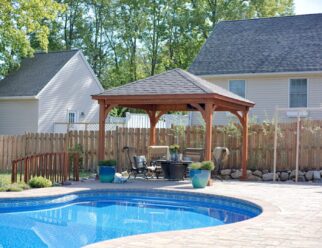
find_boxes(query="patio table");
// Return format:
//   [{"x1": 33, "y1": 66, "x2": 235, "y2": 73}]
[{"x1": 159, "y1": 160, "x2": 192, "y2": 180}]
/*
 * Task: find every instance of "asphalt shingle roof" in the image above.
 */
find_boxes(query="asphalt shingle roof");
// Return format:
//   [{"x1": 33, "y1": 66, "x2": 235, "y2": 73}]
[
  {"x1": 0, "y1": 50, "x2": 78, "y2": 97},
  {"x1": 98, "y1": 68, "x2": 253, "y2": 104},
  {"x1": 189, "y1": 14, "x2": 322, "y2": 75}
]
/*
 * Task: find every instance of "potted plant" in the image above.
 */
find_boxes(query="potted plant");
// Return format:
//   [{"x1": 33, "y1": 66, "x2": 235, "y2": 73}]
[
  {"x1": 169, "y1": 144, "x2": 180, "y2": 161},
  {"x1": 189, "y1": 161, "x2": 215, "y2": 188},
  {"x1": 98, "y1": 159, "x2": 117, "y2": 183}
]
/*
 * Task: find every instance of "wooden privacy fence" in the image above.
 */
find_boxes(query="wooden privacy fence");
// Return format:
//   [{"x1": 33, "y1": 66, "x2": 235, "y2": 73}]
[
  {"x1": 11, "y1": 152, "x2": 80, "y2": 183},
  {"x1": 1, "y1": 121, "x2": 322, "y2": 173}
]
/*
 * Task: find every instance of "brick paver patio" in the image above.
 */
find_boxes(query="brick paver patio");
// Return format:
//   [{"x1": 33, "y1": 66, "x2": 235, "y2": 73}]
[{"x1": 0, "y1": 180, "x2": 321, "y2": 248}]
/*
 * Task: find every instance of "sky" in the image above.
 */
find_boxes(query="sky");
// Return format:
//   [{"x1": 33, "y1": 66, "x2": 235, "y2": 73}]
[{"x1": 294, "y1": 0, "x2": 322, "y2": 14}]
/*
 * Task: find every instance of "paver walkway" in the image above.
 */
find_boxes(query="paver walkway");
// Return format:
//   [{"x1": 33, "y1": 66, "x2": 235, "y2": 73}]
[{"x1": 0, "y1": 180, "x2": 321, "y2": 248}]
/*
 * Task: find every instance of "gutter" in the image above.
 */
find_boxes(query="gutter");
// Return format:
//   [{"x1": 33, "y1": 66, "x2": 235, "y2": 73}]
[
  {"x1": 0, "y1": 96, "x2": 38, "y2": 101},
  {"x1": 200, "y1": 70, "x2": 322, "y2": 79}
]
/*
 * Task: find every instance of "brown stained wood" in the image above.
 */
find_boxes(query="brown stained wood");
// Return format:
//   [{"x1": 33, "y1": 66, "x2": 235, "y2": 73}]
[
  {"x1": 6, "y1": 121, "x2": 322, "y2": 174},
  {"x1": 89, "y1": 131, "x2": 94, "y2": 168},
  {"x1": 98, "y1": 100, "x2": 106, "y2": 162},
  {"x1": 83, "y1": 131, "x2": 89, "y2": 170},
  {"x1": 3, "y1": 136, "x2": 8, "y2": 171},
  {"x1": 92, "y1": 93, "x2": 254, "y2": 109}
]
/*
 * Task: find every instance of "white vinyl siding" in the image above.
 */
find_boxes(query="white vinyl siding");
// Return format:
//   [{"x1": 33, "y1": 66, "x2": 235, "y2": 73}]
[
  {"x1": 0, "y1": 100, "x2": 38, "y2": 134},
  {"x1": 289, "y1": 79, "x2": 307, "y2": 108},
  {"x1": 201, "y1": 74, "x2": 322, "y2": 124},
  {"x1": 229, "y1": 80, "x2": 245, "y2": 98},
  {"x1": 37, "y1": 52, "x2": 102, "y2": 133}
]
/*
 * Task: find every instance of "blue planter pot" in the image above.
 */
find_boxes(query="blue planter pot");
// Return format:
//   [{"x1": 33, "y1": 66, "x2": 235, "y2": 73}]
[
  {"x1": 99, "y1": 166, "x2": 116, "y2": 183},
  {"x1": 190, "y1": 169, "x2": 210, "y2": 188},
  {"x1": 170, "y1": 153, "x2": 178, "y2": 161}
]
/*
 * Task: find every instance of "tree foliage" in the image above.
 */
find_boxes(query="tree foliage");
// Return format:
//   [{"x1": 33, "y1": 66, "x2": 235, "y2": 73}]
[
  {"x1": 0, "y1": 0, "x2": 294, "y2": 84},
  {"x1": 0, "y1": 0, "x2": 64, "y2": 76}
]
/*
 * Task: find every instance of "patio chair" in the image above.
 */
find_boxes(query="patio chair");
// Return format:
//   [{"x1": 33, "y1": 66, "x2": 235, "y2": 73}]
[
  {"x1": 147, "y1": 146, "x2": 170, "y2": 178},
  {"x1": 183, "y1": 148, "x2": 204, "y2": 162},
  {"x1": 122, "y1": 146, "x2": 158, "y2": 179}
]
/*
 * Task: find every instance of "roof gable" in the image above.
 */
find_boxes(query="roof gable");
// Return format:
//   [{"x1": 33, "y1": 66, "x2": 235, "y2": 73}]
[
  {"x1": 189, "y1": 14, "x2": 322, "y2": 75},
  {"x1": 0, "y1": 50, "x2": 78, "y2": 97},
  {"x1": 97, "y1": 68, "x2": 253, "y2": 104}
]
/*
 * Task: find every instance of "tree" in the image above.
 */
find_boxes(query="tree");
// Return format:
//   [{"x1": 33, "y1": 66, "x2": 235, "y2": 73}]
[{"x1": 0, "y1": 0, "x2": 64, "y2": 76}]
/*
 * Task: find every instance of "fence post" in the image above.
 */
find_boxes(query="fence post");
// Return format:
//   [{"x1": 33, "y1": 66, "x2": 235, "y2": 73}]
[
  {"x1": 11, "y1": 161, "x2": 17, "y2": 183},
  {"x1": 63, "y1": 152, "x2": 69, "y2": 182},
  {"x1": 74, "y1": 153, "x2": 79, "y2": 181},
  {"x1": 24, "y1": 157, "x2": 29, "y2": 183}
]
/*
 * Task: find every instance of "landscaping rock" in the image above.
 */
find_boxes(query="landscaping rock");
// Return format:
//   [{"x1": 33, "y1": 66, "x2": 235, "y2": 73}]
[
  {"x1": 231, "y1": 170, "x2": 242, "y2": 179},
  {"x1": 305, "y1": 171, "x2": 314, "y2": 181},
  {"x1": 290, "y1": 170, "x2": 304, "y2": 178},
  {"x1": 247, "y1": 170, "x2": 252, "y2": 175},
  {"x1": 280, "y1": 172, "x2": 289, "y2": 181},
  {"x1": 313, "y1": 171, "x2": 321, "y2": 180},
  {"x1": 253, "y1": 170, "x2": 262, "y2": 177},
  {"x1": 247, "y1": 174, "x2": 262, "y2": 181},
  {"x1": 262, "y1": 173, "x2": 278, "y2": 181},
  {"x1": 262, "y1": 169, "x2": 269, "y2": 174},
  {"x1": 221, "y1": 175, "x2": 231, "y2": 180},
  {"x1": 220, "y1": 169, "x2": 231, "y2": 176}
]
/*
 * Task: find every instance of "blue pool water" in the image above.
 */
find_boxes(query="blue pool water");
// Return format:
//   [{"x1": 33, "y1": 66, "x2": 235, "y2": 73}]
[{"x1": 0, "y1": 190, "x2": 261, "y2": 248}]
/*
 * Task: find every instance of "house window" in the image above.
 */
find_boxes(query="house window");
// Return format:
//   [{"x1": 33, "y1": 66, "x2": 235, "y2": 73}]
[
  {"x1": 289, "y1": 79, "x2": 307, "y2": 108},
  {"x1": 68, "y1": 111, "x2": 77, "y2": 123},
  {"x1": 229, "y1": 80, "x2": 245, "y2": 98}
]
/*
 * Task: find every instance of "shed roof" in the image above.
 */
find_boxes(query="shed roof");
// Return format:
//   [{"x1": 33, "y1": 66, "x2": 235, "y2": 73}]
[
  {"x1": 189, "y1": 13, "x2": 322, "y2": 75},
  {"x1": 96, "y1": 68, "x2": 253, "y2": 106},
  {"x1": 0, "y1": 50, "x2": 78, "y2": 97}
]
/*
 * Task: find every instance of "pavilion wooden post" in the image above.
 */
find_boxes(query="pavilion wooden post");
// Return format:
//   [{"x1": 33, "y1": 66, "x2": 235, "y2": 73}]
[
  {"x1": 149, "y1": 111, "x2": 157, "y2": 145},
  {"x1": 98, "y1": 99, "x2": 106, "y2": 162},
  {"x1": 98, "y1": 101, "x2": 117, "y2": 162},
  {"x1": 147, "y1": 110, "x2": 166, "y2": 145},
  {"x1": 204, "y1": 103, "x2": 214, "y2": 161},
  {"x1": 241, "y1": 110, "x2": 249, "y2": 179}
]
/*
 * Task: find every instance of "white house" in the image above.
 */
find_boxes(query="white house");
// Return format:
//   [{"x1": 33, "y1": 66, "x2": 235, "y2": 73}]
[
  {"x1": 0, "y1": 50, "x2": 104, "y2": 134},
  {"x1": 189, "y1": 14, "x2": 322, "y2": 124}
]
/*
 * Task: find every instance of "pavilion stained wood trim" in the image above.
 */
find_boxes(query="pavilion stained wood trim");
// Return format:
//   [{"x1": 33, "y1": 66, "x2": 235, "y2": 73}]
[
  {"x1": 92, "y1": 68, "x2": 254, "y2": 169},
  {"x1": 92, "y1": 93, "x2": 254, "y2": 108}
]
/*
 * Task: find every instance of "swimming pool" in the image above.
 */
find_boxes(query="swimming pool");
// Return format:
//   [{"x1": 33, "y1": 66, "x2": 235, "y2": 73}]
[{"x1": 0, "y1": 190, "x2": 261, "y2": 248}]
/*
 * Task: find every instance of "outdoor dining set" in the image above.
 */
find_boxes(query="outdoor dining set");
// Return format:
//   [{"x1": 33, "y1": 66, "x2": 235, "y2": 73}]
[{"x1": 123, "y1": 145, "x2": 228, "y2": 181}]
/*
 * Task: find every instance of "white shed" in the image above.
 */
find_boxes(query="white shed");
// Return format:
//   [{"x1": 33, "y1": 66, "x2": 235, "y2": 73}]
[{"x1": 0, "y1": 50, "x2": 103, "y2": 134}]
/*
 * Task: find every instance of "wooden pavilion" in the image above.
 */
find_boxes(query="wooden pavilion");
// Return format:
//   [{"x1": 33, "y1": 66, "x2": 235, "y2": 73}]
[{"x1": 92, "y1": 69, "x2": 255, "y2": 179}]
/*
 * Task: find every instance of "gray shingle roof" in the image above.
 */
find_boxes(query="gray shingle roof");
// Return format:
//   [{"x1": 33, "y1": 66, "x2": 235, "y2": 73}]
[
  {"x1": 189, "y1": 14, "x2": 322, "y2": 75},
  {"x1": 0, "y1": 50, "x2": 79, "y2": 97},
  {"x1": 98, "y1": 68, "x2": 253, "y2": 104}
]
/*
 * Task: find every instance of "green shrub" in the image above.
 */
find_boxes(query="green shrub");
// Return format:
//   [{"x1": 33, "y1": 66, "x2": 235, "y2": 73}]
[
  {"x1": 200, "y1": 161, "x2": 215, "y2": 171},
  {"x1": 29, "y1": 177, "x2": 52, "y2": 188},
  {"x1": 169, "y1": 144, "x2": 180, "y2": 153},
  {"x1": 0, "y1": 182, "x2": 30, "y2": 192},
  {"x1": 189, "y1": 162, "x2": 202, "y2": 170},
  {"x1": 98, "y1": 159, "x2": 117, "y2": 166},
  {"x1": 6, "y1": 183, "x2": 24, "y2": 192}
]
